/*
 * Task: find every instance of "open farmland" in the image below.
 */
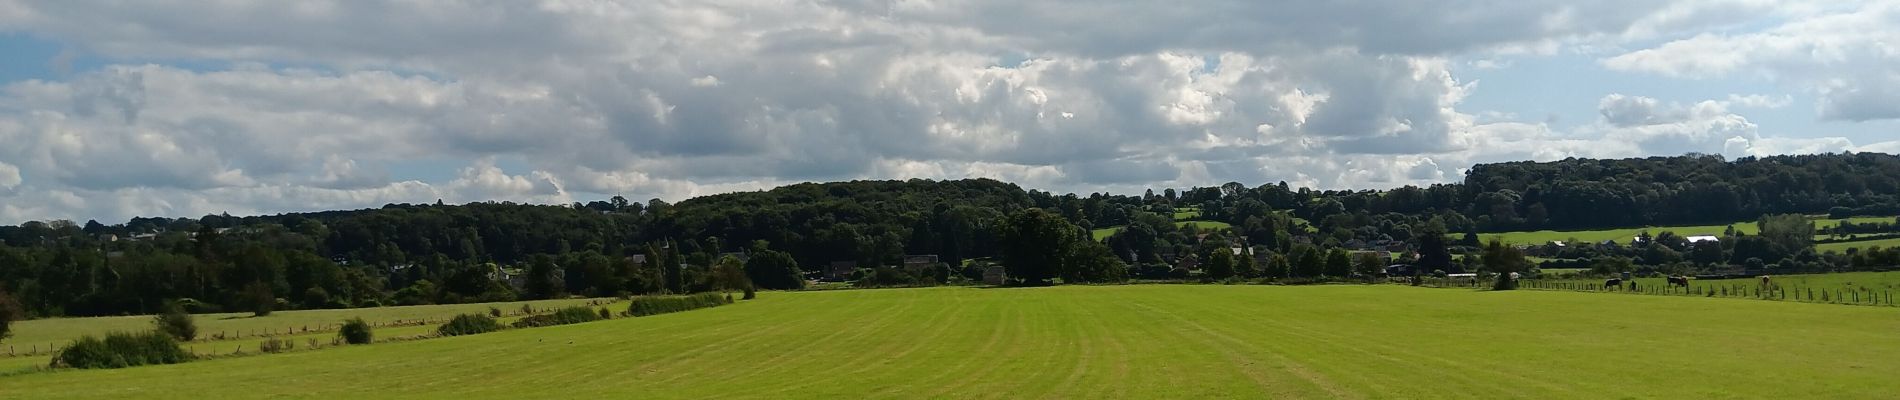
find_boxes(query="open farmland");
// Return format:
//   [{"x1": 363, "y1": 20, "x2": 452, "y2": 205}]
[
  {"x1": 0, "y1": 298, "x2": 616, "y2": 370},
  {"x1": 1475, "y1": 216, "x2": 1896, "y2": 245},
  {"x1": 1818, "y1": 236, "x2": 1900, "y2": 254},
  {"x1": 5, "y1": 286, "x2": 1899, "y2": 399}
]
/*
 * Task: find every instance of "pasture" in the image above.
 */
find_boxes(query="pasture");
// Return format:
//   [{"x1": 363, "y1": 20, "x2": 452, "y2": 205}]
[
  {"x1": 1475, "y1": 216, "x2": 1896, "y2": 246},
  {"x1": 1533, "y1": 270, "x2": 1900, "y2": 296},
  {"x1": 1818, "y1": 236, "x2": 1900, "y2": 254},
  {"x1": 0, "y1": 298, "x2": 614, "y2": 368},
  {"x1": 5, "y1": 285, "x2": 1900, "y2": 398},
  {"x1": 1091, "y1": 220, "x2": 1234, "y2": 240}
]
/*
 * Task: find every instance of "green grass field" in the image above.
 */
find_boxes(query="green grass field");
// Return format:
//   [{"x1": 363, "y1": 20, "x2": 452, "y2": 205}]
[
  {"x1": 1818, "y1": 237, "x2": 1900, "y2": 253},
  {"x1": 5, "y1": 285, "x2": 1899, "y2": 398},
  {"x1": 1536, "y1": 271, "x2": 1900, "y2": 294},
  {"x1": 0, "y1": 298, "x2": 613, "y2": 367},
  {"x1": 1092, "y1": 220, "x2": 1235, "y2": 240},
  {"x1": 1477, "y1": 216, "x2": 1896, "y2": 246}
]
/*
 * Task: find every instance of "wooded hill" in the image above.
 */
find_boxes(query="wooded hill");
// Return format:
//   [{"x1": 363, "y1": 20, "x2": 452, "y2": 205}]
[{"x1": 3, "y1": 152, "x2": 1900, "y2": 317}]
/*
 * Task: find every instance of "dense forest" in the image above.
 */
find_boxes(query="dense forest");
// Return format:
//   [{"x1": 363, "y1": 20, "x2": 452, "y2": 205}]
[{"x1": 4, "y1": 153, "x2": 1900, "y2": 318}]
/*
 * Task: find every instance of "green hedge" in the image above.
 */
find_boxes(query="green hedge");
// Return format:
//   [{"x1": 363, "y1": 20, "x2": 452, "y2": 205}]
[
  {"x1": 626, "y1": 293, "x2": 733, "y2": 317},
  {"x1": 511, "y1": 306, "x2": 603, "y2": 328},
  {"x1": 436, "y1": 313, "x2": 502, "y2": 337},
  {"x1": 54, "y1": 331, "x2": 192, "y2": 369}
]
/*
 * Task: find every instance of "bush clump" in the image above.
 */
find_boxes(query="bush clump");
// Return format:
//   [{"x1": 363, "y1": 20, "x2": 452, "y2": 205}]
[
  {"x1": 152, "y1": 306, "x2": 197, "y2": 341},
  {"x1": 436, "y1": 313, "x2": 502, "y2": 337},
  {"x1": 258, "y1": 337, "x2": 295, "y2": 353},
  {"x1": 338, "y1": 318, "x2": 373, "y2": 344},
  {"x1": 53, "y1": 331, "x2": 192, "y2": 369},
  {"x1": 511, "y1": 306, "x2": 603, "y2": 328},
  {"x1": 625, "y1": 293, "x2": 734, "y2": 317}
]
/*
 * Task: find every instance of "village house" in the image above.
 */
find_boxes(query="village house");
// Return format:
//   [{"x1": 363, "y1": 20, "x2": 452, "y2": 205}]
[
  {"x1": 826, "y1": 261, "x2": 858, "y2": 281},
  {"x1": 902, "y1": 255, "x2": 940, "y2": 274}
]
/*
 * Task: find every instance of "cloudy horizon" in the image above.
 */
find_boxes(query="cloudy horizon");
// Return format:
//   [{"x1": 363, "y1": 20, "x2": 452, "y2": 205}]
[{"x1": 2, "y1": 0, "x2": 1898, "y2": 224}]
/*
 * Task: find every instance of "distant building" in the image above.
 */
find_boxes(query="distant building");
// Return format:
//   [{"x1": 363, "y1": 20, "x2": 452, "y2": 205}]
[
  {"x1": 902, "y1": 255, "x2": 939, "y2": 275},
  {"x1": 1686, "y1": 235, "x2": 1720, "y2": 243},
  {"x1": 1384, "y1": 264, "x2": 1417, "y2": 276},
  {"x1": 982, "y1": 265, "x2": 1009, "y2": 286},
  {"x1": 627, "y1": 254, "x2": 648, "y2": 266},
  {"x1": 826, "y1": 261, "x2": 858, "y2": 281},
  {"x1": 1175, "y1": 254, "x2": 1200, "y2": 272}
]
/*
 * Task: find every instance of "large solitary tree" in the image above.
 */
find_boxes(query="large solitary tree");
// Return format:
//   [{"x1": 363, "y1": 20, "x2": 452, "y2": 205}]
[
  {"x1": 1480, "y1": 240, "x2": 1530, "y2": 290},
  {"x1": 744, "y1": 242, "x2": 806, "y2": 290},
  {"x1": 1205, "y1": 248, "x2": 1236, "y2": 280},
  {"x1": 1414, "y1": 228, "x2": 1453, "y2": 285},
  {"x1": 999, "y1": 209, "x2": 1082, "y2": 286}
]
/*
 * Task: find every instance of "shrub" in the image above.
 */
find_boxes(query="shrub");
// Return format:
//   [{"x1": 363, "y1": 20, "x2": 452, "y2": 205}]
[
  {"x1": 625, "y1": 293, "x2": 733, "y2": 317},
  {"x1": 597, "y1": 308, "x2": 612, "y2": 320},
  {"x1": 511, "y1": 306, "x2": 602, "y2": 328},
  {"x1": 153, "y1": 307, "x2": 197, "y2": 341},
  {"x1": 436, "y1": 313, "x2": 502, "y2": 336},
  {"x1": 338, "y1": 318, "x2": 373, "y2": 345},
  {"x1": 488, "y1": 307, "x2": 503, "y2": 318},
  {"x1": 53, "y1": 331, "x2": 191, "y2": 369},
  {"x1": 258, "y1": 337, "x2": 294, "y2": 353}
]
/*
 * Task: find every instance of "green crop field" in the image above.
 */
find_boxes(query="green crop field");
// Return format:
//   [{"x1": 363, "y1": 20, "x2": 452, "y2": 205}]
[
  {"x1": 5, "y1": 285, "x2": 1899, "y2": 398},
  {"x1": 0, "y1": 298, "x2": 614, "y2": 367},
  {"x1": 1476, "y1": 216, "x2": 1897, "y2": 245}
]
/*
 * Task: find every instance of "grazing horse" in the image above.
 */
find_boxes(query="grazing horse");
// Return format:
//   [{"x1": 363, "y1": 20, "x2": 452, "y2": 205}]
[
  {"x1": 1759, "y1": 275, "x2": 1774, "y2": 290},
  {"x1": 1603, "y1": 278, "x2": 1623, "y2": 290},
  {"x1": 1667, "y1": 275, "x2": 1690, "y2": 287}
]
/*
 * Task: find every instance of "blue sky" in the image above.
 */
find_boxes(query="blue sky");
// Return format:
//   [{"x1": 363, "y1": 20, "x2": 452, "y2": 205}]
[{"x1": 0, "y1": 0, "x2": 1897, "y2": 224}]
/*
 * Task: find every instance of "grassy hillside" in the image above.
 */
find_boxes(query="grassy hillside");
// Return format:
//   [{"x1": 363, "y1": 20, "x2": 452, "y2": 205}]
[{"x1": 6, "y1": 286, "x2": 1900, "y2": 398}]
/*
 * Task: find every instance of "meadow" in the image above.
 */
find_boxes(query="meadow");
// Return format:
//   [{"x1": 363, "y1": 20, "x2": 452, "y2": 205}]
[
  {"x1": 0, "y1": 298, "x2": 615, "y2": 370},
  {"x1": 1476, "y1": 216, "x2": 1896, "y2": 247},
  {"x1": 4, "y1": 285, "x2": 1899, "y2": 398},
  {"x1": 1817, "y1": 236, "x2": 1900, "y2": 253},
  {"x1": 1531, "y1": 270, "x2": 1900, "y2": 296}
]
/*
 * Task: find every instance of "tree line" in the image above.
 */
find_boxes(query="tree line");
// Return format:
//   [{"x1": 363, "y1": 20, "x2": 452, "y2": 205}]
[{"x1": 3, "y1": 153, "x2": 1900, "y2": 320}]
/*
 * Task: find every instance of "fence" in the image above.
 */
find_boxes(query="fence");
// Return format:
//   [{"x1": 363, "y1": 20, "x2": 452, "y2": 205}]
[{"x1": 1511, "y1": 279, "x2": 1898, "y2": 307}]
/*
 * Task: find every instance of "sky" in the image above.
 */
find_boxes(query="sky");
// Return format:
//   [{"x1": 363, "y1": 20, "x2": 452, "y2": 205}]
[{"x1": 1, "y1": 0, "x2": 1898, "y2": 224}]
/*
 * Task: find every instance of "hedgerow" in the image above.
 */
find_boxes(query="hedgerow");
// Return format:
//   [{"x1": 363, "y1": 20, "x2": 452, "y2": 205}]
[{"x1": 625, "y1": 293, "x2": 733, "y2": 317}]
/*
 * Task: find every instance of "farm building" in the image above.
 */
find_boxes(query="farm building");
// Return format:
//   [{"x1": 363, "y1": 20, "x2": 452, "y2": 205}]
[
  {"x1": 982, "y1": 265, "x2": 1008, "y2": 285},
  {"x1": 826, "y1": 261, "x2": 858, "y2": 281},
  {"x1": 1686, "y1": 235, "x2": 1720, "y2": 243},
  {"x1": 902, "y1": 255, "x2": 940, "y2": 274}
]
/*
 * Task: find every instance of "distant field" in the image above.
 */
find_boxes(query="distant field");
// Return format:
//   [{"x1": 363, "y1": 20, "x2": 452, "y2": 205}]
[
  {"x1": 1818, "y1": 237, "x2": 1900, "y2": 253},
  {"x1": 1534, "y1": 271, "x2": 1900, "y2": 298},
  {"x1": 1478, "y1": 216, "x2": 1896, "y2": 245},
  {"x1": 0, "y1": 298, "x2": 614, "y2": 369},
  {"x1": 1092, "y1": 220, "x2": 1235, "y2": 240},
  {"x1": 5, "y1": 286, "x2": 1900, "y2": 398}
]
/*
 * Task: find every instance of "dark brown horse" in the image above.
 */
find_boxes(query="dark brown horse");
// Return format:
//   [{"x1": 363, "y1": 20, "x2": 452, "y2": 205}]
[
  {"x1": 1603, "y1": 278, "x2": 1623, "y2": 290},
  {"x1": 1667, "y1": 275, "x2": 1690, "y2": 287}
]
